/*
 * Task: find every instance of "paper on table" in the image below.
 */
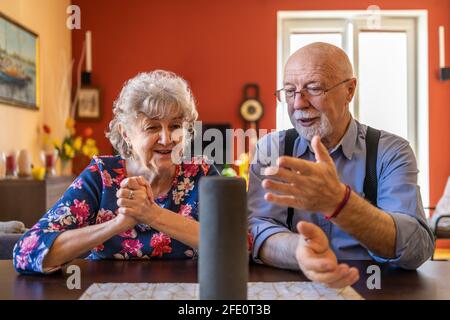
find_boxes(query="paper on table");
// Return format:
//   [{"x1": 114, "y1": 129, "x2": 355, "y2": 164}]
[{"x1": 79, "y1": 282, "x2": 363, "y2": 300}]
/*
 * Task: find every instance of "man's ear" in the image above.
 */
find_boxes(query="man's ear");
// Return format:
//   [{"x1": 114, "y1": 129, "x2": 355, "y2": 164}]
[{"x1": 346, "y1": 78, "x2": 357, "y2": 103}]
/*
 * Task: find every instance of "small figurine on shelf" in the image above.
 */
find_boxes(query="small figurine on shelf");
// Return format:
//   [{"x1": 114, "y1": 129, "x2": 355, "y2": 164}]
[{"x1": 17, "y1": 149, "x2": 32, "y2": 178}]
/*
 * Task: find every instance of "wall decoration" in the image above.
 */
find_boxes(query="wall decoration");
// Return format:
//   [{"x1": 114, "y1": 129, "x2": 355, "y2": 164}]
[
  {"x1": 76, "y1": 86, "x2": 101, "y2": 121},
  {"x1": 0, "y1": 13, "x2": 39, "y2": 109}
]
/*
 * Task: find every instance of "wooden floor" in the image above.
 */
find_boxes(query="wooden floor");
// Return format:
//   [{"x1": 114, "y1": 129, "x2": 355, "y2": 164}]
[{"x1": 434, "y1": 248, "x2": 450, "y2": 260}]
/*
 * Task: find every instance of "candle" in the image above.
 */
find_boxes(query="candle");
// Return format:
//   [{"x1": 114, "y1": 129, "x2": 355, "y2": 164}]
[
  {"x1": 86, "y1": 30, "x2": 92, "y2": 72},
  {"x1": 439, "y1": 26, "x2": 445, "y2": 68},
  {"x1": 0, "y1": 152, "x2": 5, "y2": 179},
  {"x1": 44, "y1": 153, "x2": 56, "y2": 176},
  {"x1": 6, "y1": 153, "x2": 17, "y2": 177}
]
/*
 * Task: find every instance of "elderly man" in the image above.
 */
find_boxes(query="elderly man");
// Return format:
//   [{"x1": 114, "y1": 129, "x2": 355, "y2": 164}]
[{"x1": 248, "y1": 42, "x2": 434, "y2": 289}]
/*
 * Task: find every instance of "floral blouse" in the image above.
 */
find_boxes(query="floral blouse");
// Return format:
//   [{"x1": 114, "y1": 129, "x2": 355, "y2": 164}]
[{"x1": 13, "y1": 155, "x2": 217, "y2": 275}]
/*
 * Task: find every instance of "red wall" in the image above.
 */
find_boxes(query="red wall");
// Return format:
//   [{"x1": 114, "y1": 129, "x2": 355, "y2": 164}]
[{"x1": 72, "y1": 0, "x2": 450, "y2": 211}]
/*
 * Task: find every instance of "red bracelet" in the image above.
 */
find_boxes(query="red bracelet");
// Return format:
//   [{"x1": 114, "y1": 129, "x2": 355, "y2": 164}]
[{"x1": 325, "y1": 184, "x2": 351, "y2": 221}]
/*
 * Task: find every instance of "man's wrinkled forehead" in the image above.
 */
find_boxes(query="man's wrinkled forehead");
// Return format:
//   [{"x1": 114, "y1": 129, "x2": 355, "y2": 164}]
[
  {"x1": 285, "y1": 54, "x2": 336, "y2": 71},
  {"x1": 284, "y1": 65, "x2": 333, "y2": 85}
]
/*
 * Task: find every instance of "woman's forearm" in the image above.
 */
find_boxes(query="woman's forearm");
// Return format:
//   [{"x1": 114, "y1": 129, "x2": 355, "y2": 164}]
[
  {"x1": 42, "y1": 218, "x2": 128, "y2": 269},
  {"x1": 149, "y1": 207, "x2": 199, "y2": 249}
]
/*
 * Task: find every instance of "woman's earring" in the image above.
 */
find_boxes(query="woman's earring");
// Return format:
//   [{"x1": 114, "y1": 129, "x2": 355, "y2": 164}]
[{"x1": 126, "y1": 142, "x2": 134, "y2": 158}]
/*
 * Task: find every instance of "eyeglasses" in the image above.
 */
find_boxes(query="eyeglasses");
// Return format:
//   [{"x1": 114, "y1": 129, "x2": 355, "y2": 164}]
[{"x1": 275, "y1": 78, "x2": 353, "y2": 103}]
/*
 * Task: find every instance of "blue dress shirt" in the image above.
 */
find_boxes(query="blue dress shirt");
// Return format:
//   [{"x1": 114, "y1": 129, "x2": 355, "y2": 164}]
[{"x1": 248, "y1": 118, "x2": 435, "y2": 270}]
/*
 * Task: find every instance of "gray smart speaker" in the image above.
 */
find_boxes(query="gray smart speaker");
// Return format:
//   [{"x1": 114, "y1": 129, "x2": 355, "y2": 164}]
[{"x1": 198, "y1": 176, "x2": 248, "y2": 300}]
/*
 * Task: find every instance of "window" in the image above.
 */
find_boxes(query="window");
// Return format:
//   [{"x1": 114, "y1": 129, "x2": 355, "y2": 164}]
[
  {"x1": 358, "y1": 31, "x2": 409, "y2": 139},
  {"x1": 277, "y1": 10, "x2": 429, "y2": 211}
]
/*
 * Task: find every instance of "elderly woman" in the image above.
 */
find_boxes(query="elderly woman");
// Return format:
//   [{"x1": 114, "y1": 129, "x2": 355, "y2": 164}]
[{"x1": 13, "y1": 70, "x2": 217, "y2": 274}]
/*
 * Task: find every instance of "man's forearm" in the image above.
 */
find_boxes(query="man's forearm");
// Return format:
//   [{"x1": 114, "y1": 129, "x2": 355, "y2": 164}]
[
  {"x1": 259, "y1": 232, "x2": 300, "y2": 270},
  {"x1": 332, "y1": 190, "x2": 396, "y2": 258}
]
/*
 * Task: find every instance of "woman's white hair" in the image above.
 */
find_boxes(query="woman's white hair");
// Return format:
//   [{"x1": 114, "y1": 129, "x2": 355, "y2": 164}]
[{"x1": 106, "y1": 70, "x2": 198, "y2": 158}]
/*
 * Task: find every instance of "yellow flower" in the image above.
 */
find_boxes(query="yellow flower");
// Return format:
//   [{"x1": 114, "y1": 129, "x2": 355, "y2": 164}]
[
  {"x1": 73, "y1": 136, "x2": 83, "y2": 151},
  {"x1": 89, "y1": 147, "x2": 99, "y2": 158},
  {"x1": 82, "y1": 145, "x2": 90, "y2": 157},
  {"x1": 82, "y1": 144, "x2": 99, "y2": 159},
  {"x1": 64, "y1": 143, "x2": 74, "y2": 158},
  {"x1": 53, "y1": 139, "x2": 61, "y2": 148},
  {"x1": 85, "y1": 138, "x2": 96, "y2": 147},
  {"x1": 65, "y1": 117, "x2": 75, "y2": 129}
]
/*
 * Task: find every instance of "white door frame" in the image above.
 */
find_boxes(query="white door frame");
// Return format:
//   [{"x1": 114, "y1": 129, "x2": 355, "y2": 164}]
[{"x1": 277, "y1": 10, "x2": 430, "y2": 210}]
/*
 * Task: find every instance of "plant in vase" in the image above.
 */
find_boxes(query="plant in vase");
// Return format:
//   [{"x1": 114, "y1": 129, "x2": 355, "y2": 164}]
[{"x1": 42, "y1": 118, "x2": 99, "y2": 176}]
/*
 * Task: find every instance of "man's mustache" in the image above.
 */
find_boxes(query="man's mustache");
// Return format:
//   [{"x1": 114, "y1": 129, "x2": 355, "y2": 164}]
[{"x1": 292, "y1": 110, "x2": 321, "y2": 120}]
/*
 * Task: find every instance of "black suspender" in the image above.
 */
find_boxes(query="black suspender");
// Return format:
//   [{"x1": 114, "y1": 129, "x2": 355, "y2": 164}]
[
  {"x1": 284, "y1": 128, "x2": 299, "y2": 230},
  {"x1": 363, "y1": 127, "x2": 381, "y2": 207},
  {"x1": 283, "y1": 126, "x2": 380, "y2": 230}
]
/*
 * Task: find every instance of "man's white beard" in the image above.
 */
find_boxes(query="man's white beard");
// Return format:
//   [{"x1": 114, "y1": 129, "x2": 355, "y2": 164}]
[{"x1": 289, "y1": 110, "x2": 333, "y2": 141}]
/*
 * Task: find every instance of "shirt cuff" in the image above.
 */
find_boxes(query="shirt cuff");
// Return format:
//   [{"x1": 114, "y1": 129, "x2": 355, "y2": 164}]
[
  {"x1": 368, "y1": 211, "x2": 431, "y2": 269},
  {"x1": 251, "y1": 223, "x2": 290, "y2": 264}
]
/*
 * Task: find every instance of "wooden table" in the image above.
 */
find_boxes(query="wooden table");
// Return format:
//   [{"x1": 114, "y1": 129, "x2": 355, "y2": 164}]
[{"x1": 1, "y1": 259, "x2": 449, "y2": 300}]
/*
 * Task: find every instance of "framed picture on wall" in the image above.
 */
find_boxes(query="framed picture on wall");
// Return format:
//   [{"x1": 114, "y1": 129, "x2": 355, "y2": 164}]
[
  {"x1": 0, "y1": 12, "x2": 39, "y2": 110},
  {"x1": 76, "y1": 86, "x2": 101, "y2": 121}
]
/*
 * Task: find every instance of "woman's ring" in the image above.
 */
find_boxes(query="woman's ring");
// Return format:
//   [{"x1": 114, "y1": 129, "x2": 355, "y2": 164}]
[{"x1": 128, "y1": 190, "x2": 134, "y2": 200}]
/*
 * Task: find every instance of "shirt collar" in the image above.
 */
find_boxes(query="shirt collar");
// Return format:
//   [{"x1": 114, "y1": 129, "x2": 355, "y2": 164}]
[
  {"x1": 340, "y1": 118, "x2": 357, "y2": 160},
  {"x1": 295, "y1": 118, "x2": 357, "y2": 160}
]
